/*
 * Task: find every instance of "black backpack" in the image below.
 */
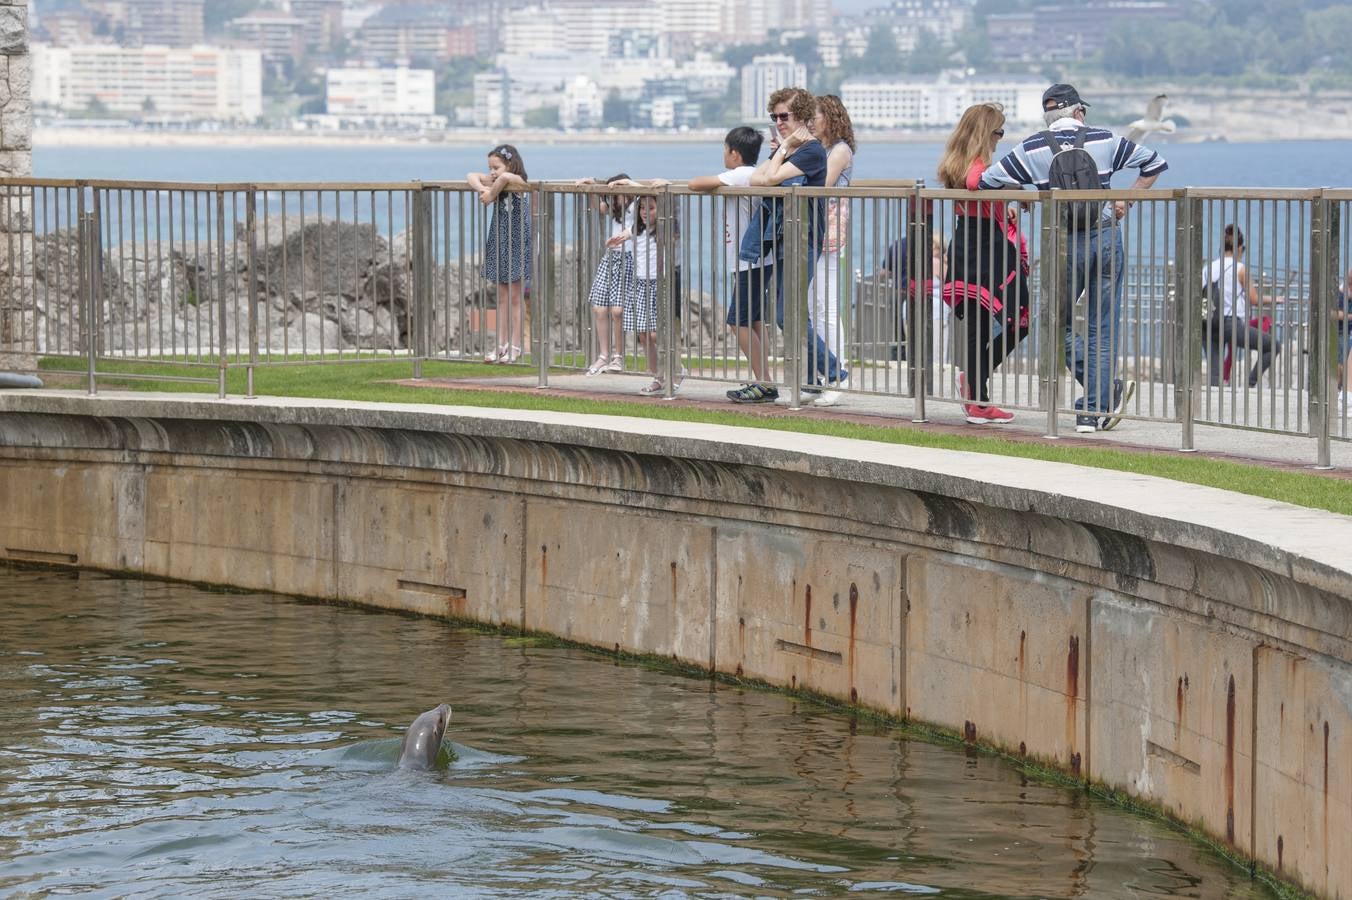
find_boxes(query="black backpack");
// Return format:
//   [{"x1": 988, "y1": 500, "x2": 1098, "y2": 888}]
[{"x1": 1042, "y1": 129, "x2": 1102, "y2": 230}]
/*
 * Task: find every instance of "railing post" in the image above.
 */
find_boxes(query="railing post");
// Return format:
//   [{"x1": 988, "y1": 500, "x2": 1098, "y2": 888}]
[
  {"x1": 410, "y1": 185, "x2": 432, "y2": 380},
  {"x1": 1311, "y1": 192, "x2": 1336, "y2": 469},
  {"x1": 1175, "y1": 191, "x2": 1201, "y2": 451},
  {"x1": 907, "y1": 182, "x2": 929, "y2": 422},
  {"x1": 533, "y1": 184, "x2": 551, "y2": 388},
  {"x1": 1040, "y1": 193, "x2": 1060, "y2": 437},
  {"x1": 784, "y1": 188, "x2": 807, "y2": 409},
  {"x1": 245, "y1": 188, "x2": 258, "y2": 399},
  {"x1": 215, "y1": 190, "x2": 228, "y2": 398},
  {"x1": 77, "y1": 187, "x2": 98, "y2": 396},
  {"x1": 657, "y1": 186, "x2": 677, "y2": 399}
]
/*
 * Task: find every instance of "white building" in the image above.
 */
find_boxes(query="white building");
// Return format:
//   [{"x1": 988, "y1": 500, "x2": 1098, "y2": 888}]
[
  {"x1": 560, "y1": 76, "x2": 604, "y2": 129},
  {"x1": 657, "y1": 0, "x2": 727, "y2": 40},
  {"x1": 840, "y1": 78, "x2": 1043, "y2": 129},
  {"x1": 32, "y1": 43, "x2": 263, "y2": 121},
  {"x1": 740, "y1": 55, "x2": 805, "y2": 120},
  {"x1": 724, "y1": 0, "x2": 830, "y2": 37},
  {"x1": 504, "y1": 0, "x2": 656, "y2": 57},
  {"x1": 326, "y1": 66, "x2": 435, "y2": 117},
  {"x1": 873, "y1": 0, "x2": 972, "y2": 49},
  {"x1": 472, "y1": 70, "x2": 558, "y2": 129}
]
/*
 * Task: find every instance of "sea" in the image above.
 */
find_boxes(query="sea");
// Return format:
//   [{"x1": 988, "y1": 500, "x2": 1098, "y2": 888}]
[{"x1": 30, "y1": 139, "x2": 1352, "y2": 188}]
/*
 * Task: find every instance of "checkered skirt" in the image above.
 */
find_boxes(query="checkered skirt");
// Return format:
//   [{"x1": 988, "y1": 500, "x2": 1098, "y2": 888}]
[
  {"x1": 587, "y1": 249, "x2": 634, "y2": 308},
  {"x1": 623, "y1": 278, "x2": 658, "y2": 333}
]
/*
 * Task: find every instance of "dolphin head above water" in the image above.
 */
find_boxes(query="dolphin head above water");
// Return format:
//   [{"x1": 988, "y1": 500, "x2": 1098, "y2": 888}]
[{"x1": 397, "y1": 703, "x2": 452, "y2": 770}]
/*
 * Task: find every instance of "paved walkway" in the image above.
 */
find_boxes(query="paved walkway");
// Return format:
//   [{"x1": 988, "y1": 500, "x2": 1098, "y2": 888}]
[{"x1": 406, "y1": 366, "x2": 1352, "y2": 477}]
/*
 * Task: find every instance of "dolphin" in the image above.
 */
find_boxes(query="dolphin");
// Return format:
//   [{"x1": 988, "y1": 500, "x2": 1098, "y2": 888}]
[{"x1": 397, "y1": 703, "x2": 452, "y2": 770}]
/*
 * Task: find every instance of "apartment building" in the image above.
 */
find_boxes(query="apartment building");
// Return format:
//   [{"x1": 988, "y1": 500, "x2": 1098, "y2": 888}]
[
  {"x1": 841, "y1": 77, "x2": 1043, "y2": 128},
  {"x1": 32, "y1": 43, "x2": 263, "y2": 121},
  {"x1": 740, "y1": 55, "x2": 805, "y2": 120},
  {"x1": 122, "y1": 0, "x2": 204, "y2": 47},
  {"x1": 326, "y1": 66, "x2": 436, "y2": 116}
]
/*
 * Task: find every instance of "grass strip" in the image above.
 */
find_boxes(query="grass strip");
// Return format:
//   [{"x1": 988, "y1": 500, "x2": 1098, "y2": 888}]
[{"x1": 36, "y1": 356, "x2": 1352, "y2": 517}]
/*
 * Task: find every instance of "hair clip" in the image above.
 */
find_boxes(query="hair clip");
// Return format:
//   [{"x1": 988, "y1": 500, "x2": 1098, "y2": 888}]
[{"x1": 497, "y1": 147, "x2": 513, "y2": 160}]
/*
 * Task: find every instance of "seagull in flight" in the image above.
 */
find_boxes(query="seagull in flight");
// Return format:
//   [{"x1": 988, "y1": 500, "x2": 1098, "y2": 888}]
[{"x1": 1125, "y1": 94, "x2": 1177, "y2": 143}]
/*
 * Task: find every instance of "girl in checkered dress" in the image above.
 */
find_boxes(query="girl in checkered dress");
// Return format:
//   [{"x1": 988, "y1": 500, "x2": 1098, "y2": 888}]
[
  {"x1": 580, "y1": 174, "x2": 636, "y2": 376},
  {"x1": 626, "y1": 195, "x2": 685, "y2": 395}
]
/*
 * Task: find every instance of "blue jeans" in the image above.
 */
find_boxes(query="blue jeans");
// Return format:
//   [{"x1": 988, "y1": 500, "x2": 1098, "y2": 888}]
[
  {"x1": 775, "y1": 243, "x2": 846, "y2": 384},
  {"x1": 1062, "y1": 227, "x2": 1124, "y2": 413}
]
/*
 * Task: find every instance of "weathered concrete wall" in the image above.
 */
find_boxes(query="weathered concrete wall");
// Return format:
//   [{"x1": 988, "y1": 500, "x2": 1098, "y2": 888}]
[{"x1": 1, "y1": 393, "x2": 1350, "y2": 897}]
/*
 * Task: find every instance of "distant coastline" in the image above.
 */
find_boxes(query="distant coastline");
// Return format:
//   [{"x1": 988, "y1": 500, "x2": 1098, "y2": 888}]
[{"x1": 27, "y1": 125, "x2": 1300, "y2": 149}]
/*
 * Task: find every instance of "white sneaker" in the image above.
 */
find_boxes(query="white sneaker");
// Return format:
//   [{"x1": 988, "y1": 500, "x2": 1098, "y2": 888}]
[{"x1": 813, "y1": 374, "x2": 849, "y2": 407}]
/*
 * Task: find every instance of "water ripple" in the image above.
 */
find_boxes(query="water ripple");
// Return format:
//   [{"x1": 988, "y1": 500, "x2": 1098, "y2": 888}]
[{"x1": 0, "y1": 568, "x2": 1275, "y2": 898}]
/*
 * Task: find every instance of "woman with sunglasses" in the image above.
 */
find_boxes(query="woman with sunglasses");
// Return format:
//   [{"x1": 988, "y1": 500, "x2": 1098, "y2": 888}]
[{"x1": 938, "y1": 102, "x2": 1030, "y2": 425}]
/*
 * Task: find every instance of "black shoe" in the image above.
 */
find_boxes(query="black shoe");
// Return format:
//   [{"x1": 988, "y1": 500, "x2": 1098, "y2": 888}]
[
  {"x1": 1075, "y1": 415, "x2": 1101, "y2": 434},
  {"x1": 727, "y1": 382, "x2": 780, "y2": 404}
]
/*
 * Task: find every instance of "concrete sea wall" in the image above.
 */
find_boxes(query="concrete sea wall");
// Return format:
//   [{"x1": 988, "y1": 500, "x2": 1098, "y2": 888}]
[{"x1": 1, "y1": 392, "x2": 1350, "y2": 897}]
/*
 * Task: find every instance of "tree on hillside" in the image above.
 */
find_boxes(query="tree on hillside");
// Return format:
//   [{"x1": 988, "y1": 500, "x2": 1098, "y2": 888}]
[
  {"x1": 1305, "y1": 6, "x2": 1352, "y2": 71},
  {"x1": 906, "y1": 28, "x2": 950, "y2": 73}
]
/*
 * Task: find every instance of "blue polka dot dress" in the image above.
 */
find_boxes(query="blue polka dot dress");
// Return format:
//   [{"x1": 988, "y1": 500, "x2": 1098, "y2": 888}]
[{"x1": 482, "y1": 192, "x2": 532, "y2": 284}]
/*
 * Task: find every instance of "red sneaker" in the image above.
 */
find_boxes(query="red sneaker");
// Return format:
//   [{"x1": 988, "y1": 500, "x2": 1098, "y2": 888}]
[{"x1": 965, "y1": 403, "x2": 1014, "y2": 425}]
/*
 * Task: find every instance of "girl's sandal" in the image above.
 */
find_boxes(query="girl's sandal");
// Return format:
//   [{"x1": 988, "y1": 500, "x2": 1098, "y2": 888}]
[
  {"x1": 639, "y1": 378, "x2": 664, "y2": 396},
  {"x1": 503, "y1": 344, "x2": 523, "y2": 364},
  {"x1": 585, "y1": 355, "x2": 608, "y2": 376}
]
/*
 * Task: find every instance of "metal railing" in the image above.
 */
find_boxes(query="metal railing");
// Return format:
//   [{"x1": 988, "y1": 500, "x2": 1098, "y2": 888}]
[{"x1": 0, "y1": 177, "x2": 1345, "y2": 466}]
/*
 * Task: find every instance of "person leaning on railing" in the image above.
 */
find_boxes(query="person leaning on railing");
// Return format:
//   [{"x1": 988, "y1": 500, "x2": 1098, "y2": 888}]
[
  {"x1": 689, "y1": 126, "x2": 777, "y2": 402},
  {"x1": 1202, "y1": 225, "x2": 1279, "y2": 389},
  {"x1": 978, "y1": 83, "x2": 1169, "y2": 435},
  {"x1": 467, "y1": 143, "x2": 531, "y2": 364}
]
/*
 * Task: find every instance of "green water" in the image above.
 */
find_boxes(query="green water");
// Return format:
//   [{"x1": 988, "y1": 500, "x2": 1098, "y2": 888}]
[{"x1": 0, "y1": 567, "x2": 1273, "y2": 898}]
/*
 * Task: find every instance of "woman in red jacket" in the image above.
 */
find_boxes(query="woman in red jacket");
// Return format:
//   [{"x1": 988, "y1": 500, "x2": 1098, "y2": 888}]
[{"x1": 939, "y1": 103, "x2": 1030, "y2": 425}]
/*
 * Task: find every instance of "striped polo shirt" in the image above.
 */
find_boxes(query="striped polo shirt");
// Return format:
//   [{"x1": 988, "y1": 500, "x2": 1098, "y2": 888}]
[{"x1": 978, "y1": 117, "x2": 1168, "y2": 201}]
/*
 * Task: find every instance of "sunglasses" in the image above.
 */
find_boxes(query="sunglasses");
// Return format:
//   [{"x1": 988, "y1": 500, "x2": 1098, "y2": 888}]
[
  {"x1": 770, "y1": 112, "x2": 792, "y2": 123},
  {"x1": 992, "y1": 128, "x2": 1006, "y2": 137}
]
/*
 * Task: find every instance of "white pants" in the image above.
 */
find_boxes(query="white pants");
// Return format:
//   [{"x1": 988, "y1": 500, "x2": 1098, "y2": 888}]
[
  {"x1": 931, "y1": 284, "x2": 951, "y2": 367},
  {"x1": 811, "y1": 250, "x2": 843, "y2": 362}
]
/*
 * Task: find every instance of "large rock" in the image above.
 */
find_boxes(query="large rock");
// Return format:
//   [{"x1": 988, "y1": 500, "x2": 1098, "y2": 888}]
[{"x1": 0, "y1": 5, "x2": 26, "y2": 56}]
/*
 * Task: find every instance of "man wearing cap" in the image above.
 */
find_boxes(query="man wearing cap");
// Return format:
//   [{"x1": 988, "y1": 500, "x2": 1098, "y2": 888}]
[{"x1": 979, "y1": 84, "x2": 1168, "y2": 433}]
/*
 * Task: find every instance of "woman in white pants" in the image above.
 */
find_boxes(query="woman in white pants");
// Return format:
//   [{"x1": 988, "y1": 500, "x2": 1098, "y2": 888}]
[{"x1": 809, "y1": 95, "x2": 856, "y2": 407}]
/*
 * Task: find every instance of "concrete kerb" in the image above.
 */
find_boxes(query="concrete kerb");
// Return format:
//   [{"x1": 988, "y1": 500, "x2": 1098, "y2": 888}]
[{"x1": 2, "y1": 388, "x2": 1350, "y2": 603}]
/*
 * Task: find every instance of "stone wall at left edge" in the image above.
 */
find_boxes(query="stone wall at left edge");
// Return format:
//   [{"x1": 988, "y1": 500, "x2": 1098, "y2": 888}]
[
  {"x1": 0, "y1": 0, "x2": 31, "y2": 369},
  {"x1": 0, "y1": 396, "x2": 1350, "y2": 897}
]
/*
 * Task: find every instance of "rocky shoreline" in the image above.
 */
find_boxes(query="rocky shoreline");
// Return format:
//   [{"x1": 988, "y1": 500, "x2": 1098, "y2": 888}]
[{"x1": 7, "y1": 220, "x2": 724, "y2": 359}]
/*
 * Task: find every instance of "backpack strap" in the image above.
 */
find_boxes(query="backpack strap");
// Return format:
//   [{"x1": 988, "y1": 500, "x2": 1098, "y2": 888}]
[
  {"x1": 1040, "y1": 130, "x2": 1061, "y2": 153},
  {"x1": 1072, "y1": 128, "x2": 1087, "y2": 149}
]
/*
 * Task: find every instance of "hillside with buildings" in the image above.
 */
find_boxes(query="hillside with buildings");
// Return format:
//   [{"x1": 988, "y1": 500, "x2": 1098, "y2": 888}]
[{"x1": 25, "y1": 0, "x2": 1352, "y2": 138}]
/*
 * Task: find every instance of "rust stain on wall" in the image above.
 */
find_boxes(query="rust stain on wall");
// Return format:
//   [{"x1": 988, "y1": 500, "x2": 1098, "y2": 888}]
[
  {"x1": 1224, "y1": 673, "x2": 1236, "y2": 843},
  {"x1": 1066, "y1": 635, "x2": 1080, "y2": 759},
  {"x1": 848, "y1": 582, "x2": 858, "y2": 702},
  {"x1": 804, "y1": 583, "x2": 812, "y2": 647}
]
